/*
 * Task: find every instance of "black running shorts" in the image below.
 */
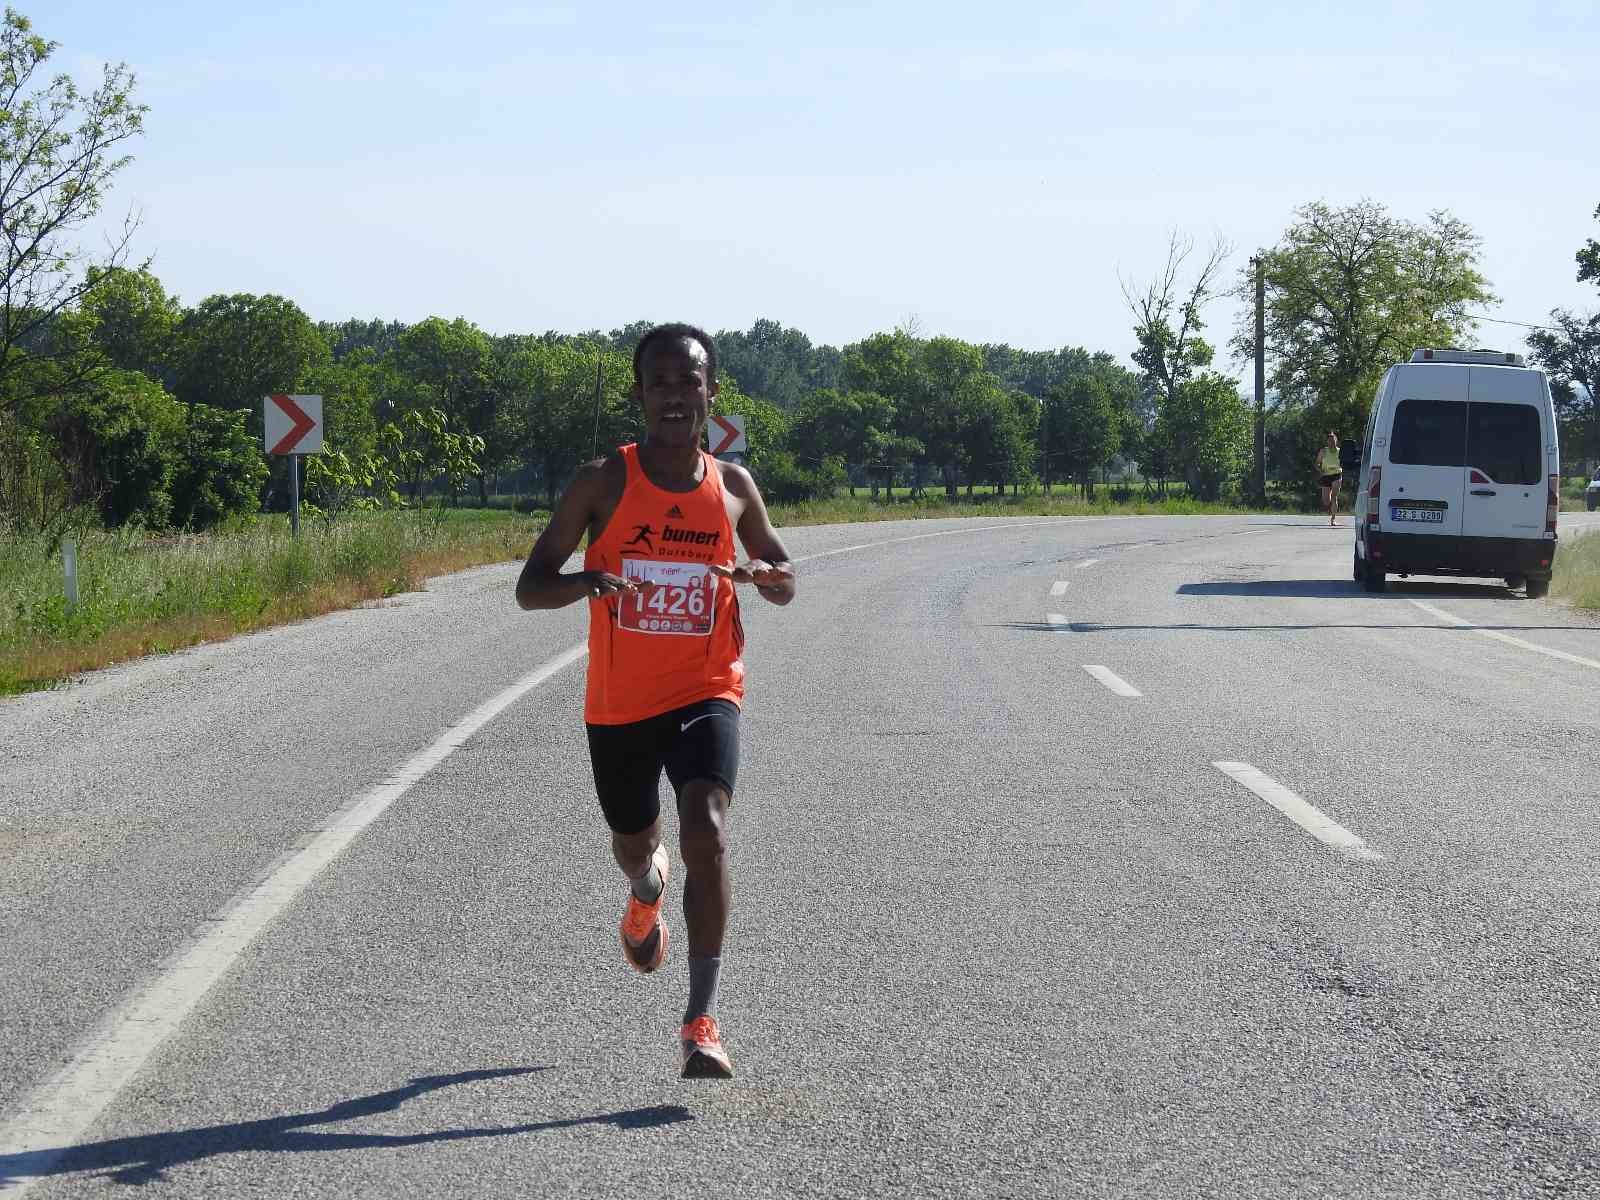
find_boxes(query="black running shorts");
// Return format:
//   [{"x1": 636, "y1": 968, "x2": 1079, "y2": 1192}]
[{"x1": 585, "y1": 698, "x2": 740, "y2": 835}]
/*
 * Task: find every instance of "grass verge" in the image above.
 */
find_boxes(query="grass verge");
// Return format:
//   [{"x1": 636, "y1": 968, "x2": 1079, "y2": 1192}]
[
  {"x1": 1553, "y1": 530, "x2": 1600, "y2": 611},
  {"x1": 0, "y1": 508, "x2": 541, "y2": 695}
]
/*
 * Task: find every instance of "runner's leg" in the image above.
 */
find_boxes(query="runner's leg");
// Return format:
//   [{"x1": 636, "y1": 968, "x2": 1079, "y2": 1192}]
[
  {"x1": 678, "y1": 780, "x2": 731, "y2": 959},
  {"x1": 664, "y1": 700, "x2": 740, "y2": 1076},
  {"x1": 588, "y1": 717, "x2": 670, "y2": 971}
]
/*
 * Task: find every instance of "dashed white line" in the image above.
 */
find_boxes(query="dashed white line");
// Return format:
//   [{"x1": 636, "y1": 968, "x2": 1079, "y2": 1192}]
[
  {"x1": 1049, "y1": 580, "x2": 1069, "y2": 597},
  {"x1": 1212, "y1": 762, "x2": 1383, "y2": 862},
  {"x1": 1083, "y1": 665, "x2": 1142, "y2": 697},
  {"x1": 1047, "y1": 613, "x2": 1069, "y2": 627},
  {"x1": 1074, "y1": 558, "x2": 1099, "y2": 569},
  {"x1": 1408, "y1": 600, "x2": 1600, "y2": 671}
]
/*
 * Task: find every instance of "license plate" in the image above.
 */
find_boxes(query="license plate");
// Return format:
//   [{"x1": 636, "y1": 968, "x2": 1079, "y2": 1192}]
[{"x1": 1391, "y1": 505, "x2": 1445, "y2": 523}]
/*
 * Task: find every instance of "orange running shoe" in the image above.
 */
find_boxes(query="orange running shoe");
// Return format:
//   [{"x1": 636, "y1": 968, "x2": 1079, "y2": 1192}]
[
  {"x1": 679, "y1": 1015, "x2": 733, "y2": 1079},
  {"x1": 619, "y1": 845, "x2": 669, "y2": 974}
]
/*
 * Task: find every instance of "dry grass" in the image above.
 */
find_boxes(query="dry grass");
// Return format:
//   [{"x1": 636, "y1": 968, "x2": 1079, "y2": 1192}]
[
  {"x1": 1552, "y1": 529, "x2": 1600, "y2": 611},
  {"x1": 0, "y1": 509, "x2": 538, "y2": 694}
]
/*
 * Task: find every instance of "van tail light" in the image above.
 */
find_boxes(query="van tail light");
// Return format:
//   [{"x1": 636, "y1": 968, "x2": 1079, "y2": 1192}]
[
  {"x1": 1367, "y1": 466, "x2": 1381, "y2": 526},
  {"x1": 1546, "y1": 474, "x2": 1559, "y2": 537}
]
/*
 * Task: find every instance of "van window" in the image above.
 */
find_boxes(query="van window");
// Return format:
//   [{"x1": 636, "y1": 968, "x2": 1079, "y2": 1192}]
[
  {"x1": 1466, "y1": 403, "x2": 1541, "y2": 485},
  {"x1": 1391, "y1": 399, "x2": 1466, "y2": 467}
]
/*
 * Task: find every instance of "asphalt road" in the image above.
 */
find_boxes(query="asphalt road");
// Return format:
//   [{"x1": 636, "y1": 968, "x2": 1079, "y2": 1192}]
[{"x1": 4, "y1": 512, "x2": 1600, "y2": 1198}]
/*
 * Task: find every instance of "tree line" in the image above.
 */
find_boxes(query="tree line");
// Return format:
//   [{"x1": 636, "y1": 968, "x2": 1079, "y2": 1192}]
[{"x1": 4, "y1": 5, "x2": 1597, "y2": 543}]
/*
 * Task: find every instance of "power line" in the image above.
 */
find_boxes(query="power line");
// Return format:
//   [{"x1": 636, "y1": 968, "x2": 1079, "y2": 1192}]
[{"x1": 1469, "y1": 311, "x2": 1556, "y2": 332}]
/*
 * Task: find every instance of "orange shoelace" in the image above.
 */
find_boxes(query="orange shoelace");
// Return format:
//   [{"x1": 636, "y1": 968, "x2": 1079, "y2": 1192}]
[
  {"x1": 681, "y1": 1015, "x2": 720, "y2": 1045},
  {"x1": 621, "y1": 894, "x2": 660, "y2": 942}
]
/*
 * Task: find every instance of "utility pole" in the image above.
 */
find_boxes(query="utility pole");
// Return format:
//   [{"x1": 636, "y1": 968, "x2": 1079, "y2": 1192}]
[
  {"x1": 589, "y1": 354, "x2": 604, "y2": 460},
  {"x1": 1252, "y1": 254, "x2": 1266, "y2": 505}
]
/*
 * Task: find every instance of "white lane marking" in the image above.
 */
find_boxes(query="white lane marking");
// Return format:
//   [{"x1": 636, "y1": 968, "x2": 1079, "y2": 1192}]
[
  {"x1": 792, "y1": 517, "x2": 1132, "y2": 565},
  {"x1": 1047, "y1": 613, "x2": 1069, "y2": 627},
  {"x1": 1408, "y1": 600, "x2": 1600, "y2": 671},
  {"x1": 1074, "y1": 558, "x2": 1099, "y2": 568},
  {"x1": 0, "y1": 645, "x2": 589, "y2": 1190},
  {"x1": 1083, "y1": 665, "x2": 1141, "y2": 697},
  {"x1": 1212, "y1": 762, "x2": 1383, "y2": 862},
  {"x1": 1050, "y1": 580, "x2": 1069, "y2": 597}
]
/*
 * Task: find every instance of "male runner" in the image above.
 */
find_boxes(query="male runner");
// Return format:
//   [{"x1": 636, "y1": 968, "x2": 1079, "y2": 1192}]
[{"x1": 515, "y1": 324, "x2": 795, "y2": 1079}]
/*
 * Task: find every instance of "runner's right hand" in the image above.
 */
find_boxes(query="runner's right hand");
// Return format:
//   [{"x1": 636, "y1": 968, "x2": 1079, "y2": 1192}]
[{"x1": 585, "y1": 571, "x2": 643, "y2": 599}]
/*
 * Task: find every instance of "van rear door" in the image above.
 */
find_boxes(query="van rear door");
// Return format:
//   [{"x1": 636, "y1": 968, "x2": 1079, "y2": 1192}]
[
  {"x1": 1460, "y1": 367, "x2": 1548, "y2": 541},
  {"x1": 1381, "y1": 365, "x2": 1467, "y2": 537}
]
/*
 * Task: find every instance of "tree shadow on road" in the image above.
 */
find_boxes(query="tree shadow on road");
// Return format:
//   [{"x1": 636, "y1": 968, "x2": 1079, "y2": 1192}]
[{"x1": 0, "y1": 1067, "x2": 693, "y2": 1188}]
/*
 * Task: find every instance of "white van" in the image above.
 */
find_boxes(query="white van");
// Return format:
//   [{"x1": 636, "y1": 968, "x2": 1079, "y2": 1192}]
[{"x1": 1352, "y1": 348, "x2": 1559, "y2": 596}]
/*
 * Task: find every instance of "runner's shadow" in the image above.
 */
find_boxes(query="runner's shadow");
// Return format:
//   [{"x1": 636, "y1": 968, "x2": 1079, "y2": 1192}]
[{"x1": 0, "y1": 1067, "x2": 693, "y2": 1188}]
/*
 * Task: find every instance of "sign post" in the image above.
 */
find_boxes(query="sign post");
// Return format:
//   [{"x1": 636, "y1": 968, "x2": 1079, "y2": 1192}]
[
  {"x1": 263, "y1": 394, "x2": 323, "y2": 536},
  {"x1": 706, "y1": 413, "x2": 746, "y2": 457}
]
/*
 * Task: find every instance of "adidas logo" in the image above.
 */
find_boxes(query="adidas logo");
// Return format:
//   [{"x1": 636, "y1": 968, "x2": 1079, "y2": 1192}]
[{"x1": 667, "y1": 505, "x2": 684, "y2": 519}]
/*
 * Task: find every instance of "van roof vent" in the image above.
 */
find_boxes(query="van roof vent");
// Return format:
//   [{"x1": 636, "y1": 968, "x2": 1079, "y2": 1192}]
[{"x1": 1411, "y1": 348, "x2": 1526, "y2": 366}]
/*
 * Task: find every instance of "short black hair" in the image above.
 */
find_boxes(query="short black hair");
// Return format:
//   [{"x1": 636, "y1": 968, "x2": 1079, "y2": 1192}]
[{"x1": 632, "y1": 323, "x2": 718, "y2": 387}]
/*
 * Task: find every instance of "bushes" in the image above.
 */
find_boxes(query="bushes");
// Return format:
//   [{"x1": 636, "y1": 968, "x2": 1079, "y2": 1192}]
[
  {"x1": 168, "y1": 404, "x2": 270, "y2": 530},
  {"x1": 753, "y1": 451, "x2": 844, "y2": 505}
]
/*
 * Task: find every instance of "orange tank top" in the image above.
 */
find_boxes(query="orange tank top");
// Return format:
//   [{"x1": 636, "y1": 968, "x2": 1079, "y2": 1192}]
[{"x1": 583, "y1": 444, "x2": 745, "y2": 725}]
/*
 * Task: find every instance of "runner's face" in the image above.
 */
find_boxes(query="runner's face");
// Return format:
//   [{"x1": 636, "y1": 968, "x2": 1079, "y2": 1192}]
[{"x1": 637, "y1": 339, "x2": 717, "y2": 449}]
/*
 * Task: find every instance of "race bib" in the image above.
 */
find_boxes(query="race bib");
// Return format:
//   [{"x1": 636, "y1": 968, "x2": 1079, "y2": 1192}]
[{"x1": 619, "y1": 558, "x2": 716, "y2": 636}]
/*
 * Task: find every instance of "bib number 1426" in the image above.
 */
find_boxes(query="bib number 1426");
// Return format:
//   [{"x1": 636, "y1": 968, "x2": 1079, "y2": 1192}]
[{"x1": 619, "y1": 559, "x2": 715, "y2": 636}]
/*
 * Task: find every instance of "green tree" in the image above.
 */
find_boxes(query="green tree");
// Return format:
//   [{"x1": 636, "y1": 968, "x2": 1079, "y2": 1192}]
[
  {"x1": 319, "y1": 317, "x2": 409, "y2": 361},
  {"x1": 1577, "y1": 203, "x2": 1599, "y2": 288},
  {"x1": 1125, "y1": 233, "x2": 1240, "y2": 495},
  {"x1": 959, "y1": 383, "x2": 1035, "y2": 496},
  {"x1": 715, "y1": 318, "x2": 840, "y2": 408},
  {"x1": 396, "y1": 316, "x2": 505, "y2": 501},
  {"x1": 786, "y1": 388, "x2": 899, "y2": 495},
  {"x1": 1047, "y1": 374, "x2": 1119, "y2": 498},
  {"x1": 1527, "y1": 208, "x2": 1600, "y2": 466},
  {"x1": 377, "y1": 406, "x2": 484, "y2": 508},
  {"x1": 500, "y1": 340, "x2": 635, "y2": 507},
  {"x1": 910, "y1": 336, "x2": 987, "y2": 498},
  {"x1": 298, "y1": 355, "x2": 381, "y2": 462},
  {"x1": 168, "y1": 404, "x2": 269, "y2": 530},
  {"x1": 33, "y1": 368, "x2": 185, "y2": 527},
  {"x1": 173, "y1": 293, "x2": 328, "y2": 420},
  {"x1": 0, "y1": 7, "x2": 145, "y2": 414},
  {"x1": 60, "y1": 266, "x2": 181, "y2": 384},
  {"x1": 1238, "y1": 200, "x2": 1493, "y2": 444},
  {"x1": 1167, "y1": 375, "x2": 1252, "y2": 501}
]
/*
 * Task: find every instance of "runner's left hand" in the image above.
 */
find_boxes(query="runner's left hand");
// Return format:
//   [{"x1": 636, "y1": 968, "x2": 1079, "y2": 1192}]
[{"x1": 712, "y1": 560, "x2": 792, "y2": 589}]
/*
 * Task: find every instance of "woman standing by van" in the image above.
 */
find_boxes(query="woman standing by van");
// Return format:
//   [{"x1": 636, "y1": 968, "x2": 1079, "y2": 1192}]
[{"x1": 1316, "y1": 432, "x2": 1343, "y2": 526}]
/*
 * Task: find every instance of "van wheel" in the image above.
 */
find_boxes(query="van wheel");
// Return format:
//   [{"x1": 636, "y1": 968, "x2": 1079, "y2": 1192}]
[
  {"x1": 1353, "y1": 549, "x2": 1364, "y2": 583},
  {"x1": 1361, "y1": 558, "x2": 1386, "y2": 593},
  {"x1": 1504, "y1": 574, "x2": 1526, "y2": 590},
  {"x1": 1526, "y1": 577, "x2": 1550, "y2": 599}
]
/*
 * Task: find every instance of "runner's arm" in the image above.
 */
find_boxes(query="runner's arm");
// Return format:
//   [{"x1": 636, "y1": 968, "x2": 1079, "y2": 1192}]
[
  {"x1": 515, "y1": 461, "x2": 633, "y2": 609},
  {"x1": 719, "y1": 464, "x2": 795, "y2": 606}
]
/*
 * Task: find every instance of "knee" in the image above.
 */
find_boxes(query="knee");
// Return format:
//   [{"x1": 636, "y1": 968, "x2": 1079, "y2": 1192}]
[
  {"x1": 677, "y1": 786, "x2": 729, "y2": 869},
  {"x1": 612, "y1": 826, "x2": 659, "y2": 876}
]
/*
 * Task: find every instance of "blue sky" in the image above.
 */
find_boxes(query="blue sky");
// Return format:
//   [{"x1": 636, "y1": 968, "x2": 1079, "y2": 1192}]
[{"x1": 49, "y1": 0, "x2": 1600, "y2": 370}]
